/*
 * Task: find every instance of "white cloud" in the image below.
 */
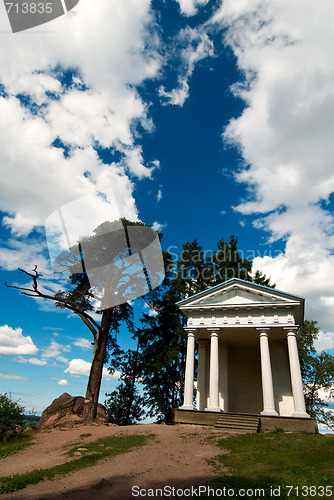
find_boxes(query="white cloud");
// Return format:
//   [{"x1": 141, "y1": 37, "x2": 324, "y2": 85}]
[
  {"x1": 175, "y1": 0, "x2": 210, "y2": 17},
  {"x1": 56, "y1": 356, "x2": 69, "y2": 364},
  {"x1": 152, "y1": 221, "x2": 166, "y2": 232},
  {"x1": 318, "y1": 389, "x2": 334, "y2": 403},
  {"x1": 65, "y1": 358, "x2": 91, "y2": 377},
  {"x1": 28, "y1": 358, "x2": 47, "y2": 366},
  {"x1": 41, "y1": 340, "x2": 70, "y2": 364},
  {"x1": 0, "y1": 0, "x2": 161, "y2": 243},
  {"x1": 0, "y1": 96, "x2": 140, "y2": 237},
  {"x1": 315, "y1": 332, "x2": 334, "y2": 353},
  {"x1": 65, "y1": 358, "x2": 121, "y2": 380},
  {"x1": 159, "y1": 27, "x2": 214, "y2": 106},
  {"x1": 0, "y1": 373, "x2": 28, "y2": 381},
  {"x1": 0, "y1": 238, "x2": 51, "y2": 272},
  {"x1": 209, "y1": 0, "x2": 334, "y2": 348},
  {"x1": 143, "y1": 302, "x2": 158, "y2": 317},
  {"x1": 58, "y1": 379, "x2": 70, "y2": 386},
  {"x1": 157, "y1": 188, "x2": 163, "y2": 202},
  {"x1": 73, "y1": 338, "x2": 93, "y2": 350},
  {"x1": 0, "y1": 325, "x2": 38, "y2": 356}
]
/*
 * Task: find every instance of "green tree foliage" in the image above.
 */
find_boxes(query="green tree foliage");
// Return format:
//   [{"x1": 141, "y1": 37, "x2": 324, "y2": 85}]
[
  {"x1": 297, "y1": 320, "x2": 334, "y2": 429},
  {"x1": 174, "y1": 239, "x2": 212, "y2": 297},
  {"x1": 139, "y1": 289, "x2": 183, "y2": 423},
  {"x1": 212, "y1": 235, "x2": 252, "y2": 285},
  {"x1": 0, "y1": 393, "x2": 25, "y2": 442},
  {"x1": 105, "y1": 343, "x2": 146, "y2": 426}
]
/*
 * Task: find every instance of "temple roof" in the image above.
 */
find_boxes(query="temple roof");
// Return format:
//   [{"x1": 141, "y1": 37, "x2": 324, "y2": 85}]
[{"x1": 177, "y1": 278, "x2": 304, "y2": 325}]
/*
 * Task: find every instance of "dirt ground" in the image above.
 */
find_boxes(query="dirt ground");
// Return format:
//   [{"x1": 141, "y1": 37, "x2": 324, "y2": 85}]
[{"x1": 0, "y1": 423, "x2": 228, "y2": 499}]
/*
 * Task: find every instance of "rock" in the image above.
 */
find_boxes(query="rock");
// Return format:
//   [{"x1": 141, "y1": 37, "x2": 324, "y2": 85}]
[
  {"x1": 55, "y1": 414, "x2": 83, "y2": 428},
  {"x1": 39, "y1": 393, "x2": 107, "y2": 429},
  {"x1": 40, "y1": 414, "x2": 59, "y2": 430}
]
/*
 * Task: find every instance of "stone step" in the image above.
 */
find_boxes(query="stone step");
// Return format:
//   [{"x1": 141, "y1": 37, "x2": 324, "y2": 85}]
[
  {"x1": 216, "y1": 415, "x2": 259, "y2": 421},
  {"x1": 214, "y1": 413, "x2": 260, "y2": 434},
  {"x1": 215, "y1": 423, "x2": 259, "y2": 429},
  {"x1": 215, "y1": 421, "x2": 259, "y2": 428},
  {"x1": 215, "y1": 427, "x2": 258, "y2": 434},
  {"x1": 215, "y1": 423, "x2": 258, "y2": 431},
  {"x1": 216, "y1": 420, "x2": 259, "y2": 428},
  {"x1": 216, "y1": 413, "x2": 259, "y2": 419}
]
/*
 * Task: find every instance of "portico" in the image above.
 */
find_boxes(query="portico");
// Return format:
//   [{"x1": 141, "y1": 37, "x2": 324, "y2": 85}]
[{"x1": 177, "y1": 278, "x2": 311, "y2": 421}]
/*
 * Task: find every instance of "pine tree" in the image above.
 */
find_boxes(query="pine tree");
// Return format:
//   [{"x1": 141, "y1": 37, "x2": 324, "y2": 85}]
[
  {"x1": 105, "y1": 342, "x2": 146, "y2": 425},
  {"x1": 4, "y1": 218, "x2": 157, "y2": 422}
]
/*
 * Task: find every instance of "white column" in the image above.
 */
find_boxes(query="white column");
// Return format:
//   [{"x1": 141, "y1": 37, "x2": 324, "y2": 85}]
[
  {"x1": 206, "y1": 329, "x2": 220, "y2": 412},
  {"x1": 180, "y1": 330, "x2": 195, "y2": 410},
  {"x1": 259, "y1": 329, "x2": 278, "y2": 416},
  {"x1": 286, "y1": 329, "x2": 310, "y2": 418},
  {"x1": 196, "y1": 340, "x2": 207, "y2": 411},
  {"x1": 219, "y1": 341, "x2": 228, "y2": 412}
]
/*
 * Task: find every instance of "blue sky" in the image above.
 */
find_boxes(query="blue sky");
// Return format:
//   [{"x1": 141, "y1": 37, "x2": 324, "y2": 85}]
[{"x1": 0, "y1": 0, "x2": 333, "y2": 419}]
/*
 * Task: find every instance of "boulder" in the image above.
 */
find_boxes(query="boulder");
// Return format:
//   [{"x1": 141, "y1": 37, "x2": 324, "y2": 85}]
[
  {"x1": 55, "y1": 414, "x2": 83, "y2": 428},
  {"x1": 39, "y1": 393, "x2": 107, "y2": 429}
]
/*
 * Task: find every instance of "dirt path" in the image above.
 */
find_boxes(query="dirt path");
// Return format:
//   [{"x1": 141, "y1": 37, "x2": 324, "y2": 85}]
[{"x1": 1, "y1": 424, "x2": 227, "y2": 499}]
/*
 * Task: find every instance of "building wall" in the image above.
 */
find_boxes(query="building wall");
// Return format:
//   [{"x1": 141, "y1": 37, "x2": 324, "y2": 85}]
[
  {"x1": 196, "y1": 338, "x2": 295, "y2": 416},
  {"x1": 227, "y1": 344, "x2": 263, "y2": 414},
  {"x1": 271, "y1": 341, "x2": 294, "y2": 416}
]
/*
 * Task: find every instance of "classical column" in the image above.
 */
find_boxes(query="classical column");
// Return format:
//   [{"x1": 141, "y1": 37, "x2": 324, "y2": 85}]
[
  {"x1": 219, "y1": 341, "x2": 228, "y2": 411},
  {"x1": 206, "y1": 329, "x2": 220, "y2": 412},
  {"x1": 196, "y1": 340, "x2": 207, "y2": 411},
  {"x1": 286, "y1": 329, "x2": 310, "y2": 418},
  {"x1": 180, "y1": 330, "x2": 195, "y2": 410},
  {"x1": 258, "y1": 329, "x2": 278, "y2": 416}
]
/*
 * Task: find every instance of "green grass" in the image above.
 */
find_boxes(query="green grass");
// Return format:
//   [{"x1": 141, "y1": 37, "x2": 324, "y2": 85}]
[
  {"x1": 0, "y1": 433, "x2": 152, "y2": 495},
  {"x1": 202, "y1": 433, "x2": 334, "y2": 499},
  {"x1": 0, "y1": 430, "x2": 37, "y2": 459}
]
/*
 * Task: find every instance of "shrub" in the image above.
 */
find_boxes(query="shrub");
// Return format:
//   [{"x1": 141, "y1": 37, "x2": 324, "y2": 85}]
[{"x1": 0, "y1": 393, "x2": 25, "y2": 442}]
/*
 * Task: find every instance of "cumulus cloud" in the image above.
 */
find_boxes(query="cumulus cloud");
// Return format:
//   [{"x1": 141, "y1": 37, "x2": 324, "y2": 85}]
[
  {"x1": 0, "y1": 0, "x2": 161, "y2": 248},
  {"x1": 175, "y1": 0, "x2": 210, "y2": 17},
  {"x1": 65, "y1": 358, "x2": 121, "y2": 380},
  {"x1": 210, "y1": 0, "x2": 334, "y2": 348},
  {"x1": 41, "y1": 340, "x2": 70, "y2": 364},
  {"x1": 151, "y1": 221, "x2": 165, "y2": 232},
  {"x1": 0, "y1": 325, "x2": 38, "y2": 356},
  {"x1": 315, "y1": 332, "x2": 334, "y2": 353},
  {"x1": 0, "y1": 238, "x2": 51, "y2": 273},
  {"x1": 27, "y1": 358, "x2": 47, "y2": 366},
  {"x1": 159, "y1": 27, "x2": 214, "y2": 106},
  {"x1": 58, "y1": 379, "x2": 70, "y2": 386},
  {"x1": 73, "y1": 338, "x2": 92, "y2": 350}
]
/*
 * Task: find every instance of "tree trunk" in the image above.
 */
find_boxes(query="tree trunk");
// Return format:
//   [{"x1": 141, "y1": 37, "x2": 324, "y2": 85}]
[{"x1": 82, "y1": 308, "x2": 112, "y2": 422}]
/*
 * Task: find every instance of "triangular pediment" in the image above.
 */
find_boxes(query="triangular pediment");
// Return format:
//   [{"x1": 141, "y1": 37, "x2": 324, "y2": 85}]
[
  {"x1": 177, "y1": 278, "x2": 303, "y2": 309},
  {"x1": 194, "y1": 288, "x2": 284, "y2": 306}
]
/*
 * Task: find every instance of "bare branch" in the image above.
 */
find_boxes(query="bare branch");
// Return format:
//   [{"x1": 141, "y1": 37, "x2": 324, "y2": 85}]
[{"x1": 5, "y1": 267, "x2": 101, "y2": 335}]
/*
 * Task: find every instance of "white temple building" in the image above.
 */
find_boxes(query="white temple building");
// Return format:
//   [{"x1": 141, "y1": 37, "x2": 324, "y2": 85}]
[{"x1": 174, "y1": 278, "x2": 317, "y2": 433}]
